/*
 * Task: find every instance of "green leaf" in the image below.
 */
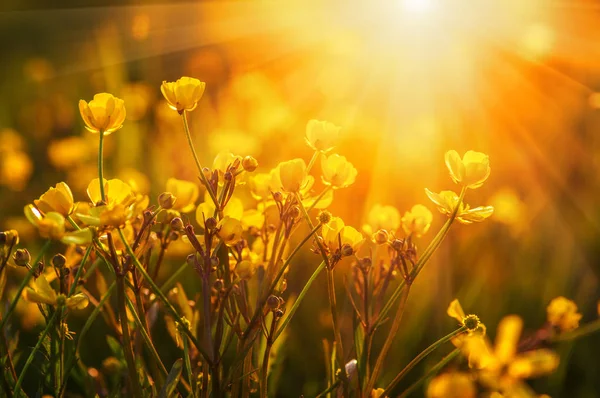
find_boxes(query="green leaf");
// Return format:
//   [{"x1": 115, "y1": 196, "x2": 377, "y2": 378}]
[{"x1": 159, "y1": 359, "x2": 183, "y2": 398}]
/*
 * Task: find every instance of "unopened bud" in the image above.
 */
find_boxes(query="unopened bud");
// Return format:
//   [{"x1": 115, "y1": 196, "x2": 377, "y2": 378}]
[
  {"x1": 289, "y1": 206, "x2": 301, "y2": 219},
  {"x1": 52, "y1": 254, "x2": 67, "y2": 269},
  {"x1": 168, "y1": 231, "x2": 180, "y2": 241},
  {"x1": 0, "y1": 230, "x2": 19, "y2": 247},
  {"x1": 170, "y1": 217, "x2": 184, "y2": 231},
  {"x1": 202, "y1": 167, "x2": 212, "y2": 180},
  {"x1": 224, "y1": 171, "x2": 233, "y2": 182},
  {"x1": 13, "y1": 249, "x2": 31, "y2": 267},
  {"x1": 274, "y1": 309, "x2": 284, "y2": 319},
  {"x1": 374, "y1": 229, "x2": 389, "y2": 245},
  {"x1": 318, "y1": 211, "x2": 332, "y2": 225},
  {"x1": 359, "y1": 257, "x2": 372, "y2": 270},
  {"x1": 242, "y1": 156, "x2": 258, "y2": 172},
  {"x1": 205, "y1": 217, "x2": 218, "y2": 230},
  {"x1": 391, "y1": 238, "x2": 404, "y2": 251},
  {"x1": 158, "y1": 192, "x2": 177, "y2": 210},
  {"x1": 340, "y1": 244, "x2": 354, "y2": 257},
  {"x1": 272, "y1": 191, "x2": 283, "y2": 202},
  {"x1": 267, "y1": 295, "x2": 281, "y2": 310},
  {"x1": 213, "y1": 279, "x2": 224, "y2": 291}
]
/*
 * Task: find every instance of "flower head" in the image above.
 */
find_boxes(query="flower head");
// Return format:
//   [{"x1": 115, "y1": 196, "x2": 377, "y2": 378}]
[
  {"x1": 217, "y1": 216, "x2": 243, "y2": 246},
  {"x1": 276, "y1": 159, "x2": 308, "y2": 193},
  {"x1": 321, "y1": 154, "x2": 357, "y2": 189},
  {"x1": 161, "y1": 77, "x2": 206, "y2": 113},
  {"x1": 425, "y1": 189, "x2": 494, "y2": 224},
  {"x1": 78, "y1": 93, "x2": 126, "y2": 135},
  {"x1": 547, "y1": 296, "x2": 582, "y2": 332},
  {"x1": 445, "y1": 150, "x2": 491, "y2": 189},
  {"x1": 322, "y1": 217, "x2": 363, "y2": 253},
  {"x1": 24, "y1": 205, "x2": 93, "y2": 244},
  {"x1": 401, "y1": 204, "x2": 433, "y2": 237},
  {"x1": 427, "y1": 372, "x2": 476, "y2": 398},
  {"x1": 34, "y1": 182, "x2": 74, "y2": 216},
  {"x1": 166, "y1": 178, "x2": 199, "y2": 213},
  {"x1": 305, "y1": 119, "x2": 341, "y2": 153},
  {"x1": 87, "y1": 178, "x2": 135, "y2": 207},
  {"x1": 24, "y1": 274, "x2": 88, "y2": 310}
]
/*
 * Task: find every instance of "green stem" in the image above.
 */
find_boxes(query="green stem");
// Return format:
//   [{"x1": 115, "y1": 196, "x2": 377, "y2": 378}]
[
  {"x1": 307, "y1": 186, "x2": 332, "y2": 213},
  {"x1": 14, "y1": 310, "x2": 59, "y2": 396},
  {"x1": 182, "y1": 331, "x2": 196, "y2": 398},
  {"x1": 551, "y1": 319, "x2": 600, "y2": 342},
  {"x1": 325, "y1": 268, "x2": 346, "y2": 391},
  {"x1": 305, "y1": 150, "x2": 319, "y2": 175},
  {"x1": 0, "y1": 240, "x2": 52, "y2": 331},
  {"x1": 98, "y1": 131, "x2": 106, "y2": 203},
  {"x1": 273, "y1": 261, "x2": 326, "y2": 340},
  {"x1": 68, "y1": 245, "x2": 92, "y2": 296},
  {"x1": 181, "y1": 111, "x2": 220, "y2": 210},
  {"x1": 116, "y1": 276, "x2": 144, "y2": 398},
  {"x1": 382, "y1": 326, "x2": 467, "y2": 394},
  {"x1": 397, "y1": 348, "x2": 461, "y2": 398}
]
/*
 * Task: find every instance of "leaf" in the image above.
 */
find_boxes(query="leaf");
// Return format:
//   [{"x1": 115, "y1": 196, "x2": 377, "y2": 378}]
[
  {"x1": 106, "y1": 335, "x2": 125, "y2": 362},
  {"x1": 159, "y1": 359, "x2": 183, "y2": 398}
]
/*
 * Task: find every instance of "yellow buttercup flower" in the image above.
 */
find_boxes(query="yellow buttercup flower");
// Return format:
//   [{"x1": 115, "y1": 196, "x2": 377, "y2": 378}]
[
  {"x1": 322, "y1": 217, "x2": 363, "y2": 253},
  {"x1": 217, "y1": 216, "x2": 243, "y2": 246},
  {"x1": 444, "y1": 150, "x2": 491, "y2": 189},
  {"x1": 305, "y1": 119, "x2": 341, "y2": 153},
  {"x1": 426, "y1": 372, "x2": 476, "y2": 398},
  {"x1": 166, "y1": 178, "x2": 199, "y2": 213},
  {"x1": 249, "y1": 171, "x2": 277, "y2": 200},
  {"x1": 363, "y1": 204, "x2": 401, "y2": 237},
  {"x1": 547, "y1": 296, "x2": 582, "y2": 332},
  {"x1": 276, "y1": 159, "x2": 308, "y2": 193},
  {"x1": 321, "y1": 154, "x2": 357, "y2": 189},
  {"x1": 87, "y1": 178, "x2": 135, "y2": 207},
  {"x1": 196, "y1": 194, "x2": 243, "y2": 225},
  {"x1": 34, "y1": 182, "x2": 74, "y2": 216},
  {"x1": 24, "y1": 205, "x2": 93, "y2": 244},
  {"x1": 161, "y1": 77, "x2": 206, "y2": 113},
  {"x1": 425, "y1": 189, "x2": 494, "y2": 224},
  {"x1": 447, "y1": 299, "x2": 467, "y2": 324},
  {"x1": 78, "y1": 93, "x2": 126, "y2": 135},
  {"x1": 401, "y1": 204, "x2": 433, "y2": 237},
  {"x1": 24, "y1": 274, "x2": 89, "y2": 310}
]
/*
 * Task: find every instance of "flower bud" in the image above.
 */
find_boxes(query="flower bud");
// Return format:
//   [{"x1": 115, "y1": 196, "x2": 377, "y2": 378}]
[
  {"x1": 272, "y1": 191, "x2": 284, "y2": 202},
  {"x1": 318, "y1": 211, "x2": 332, "y2": 224},
  {"x1": 52, "y1": 254, "x2": 67, "y2": 269},
  {"x1": 267, "y1": 295, "x2": 281, "y2": 310},
  {"x1": 0, "y1": 230, "x2": 19, "y2": 247},
  {"x1": 205, "y1": 217, "x2": 218, "y2": 230},
  {"x1": 391, "y1": 238, "x2": 404, "y2": 251},
  {"x1": 202, "y1": 167, "x2": 212, "y2": 180},
  {"x1": 168, "y1": 231, "x2": 180, "y2": 241},
  {"x1": 13, "y1": 248, "x2": 31, "y2": 267},
  {"x1": 242, "y1": 156, "x2": 259, "y2": 172},
  {"x1": 213, "y1": 279, "x2": 224, "y2": 291},
  {"x1": 158, "y1": 192, "x2": 177, "y2": 210},
  {"x1": 170, "y1": 217, "x2": 184, "y2": 231},
  {"x1": 224, "y1": 171, "x2": 233, "y2": 182},
  {"x1": 340, "y1": 243, "x2": 354, "y2": 257},
  {"x1": 274, "y1": 309, "x2": 284, "y2": 319},
  {"x1": 289, "y1": 206, "x2": 301, "y2": 219},
  {"x1": 374, "y1": 229, "x2": 389, "y2": 245}
]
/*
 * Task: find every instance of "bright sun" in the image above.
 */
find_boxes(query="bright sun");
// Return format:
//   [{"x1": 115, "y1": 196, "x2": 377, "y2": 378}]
[{"x1": 400, "y1": 0, "x2": 436, "y2": 14}]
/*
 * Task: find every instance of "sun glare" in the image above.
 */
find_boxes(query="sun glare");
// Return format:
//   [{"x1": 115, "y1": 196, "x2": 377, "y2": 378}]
[{"x1": 400, "y1": 0, "x2": 436, "y2": 14}]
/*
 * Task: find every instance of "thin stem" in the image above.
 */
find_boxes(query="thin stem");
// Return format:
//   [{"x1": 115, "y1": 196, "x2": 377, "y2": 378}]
[
  {"x1": 68, "y1": 245, "x2": 92, "y2": 296},
  {"x1": 0, "y1": 240, "x2": 52, "y2": 331},
  {"x1": 183, "y1": 331, "x2": 196, "y2": 398},
  {"x1": 397, "y1": 349, "x2": 460, "y2": 398},
  {"x1": 14, "y1": 310, "x2": 59, "y2": 397},
  {"x1": 181, "y1": 111, "x2": 220, "y2": 210},
  {"x1": 364, "y1": 283, "x2": 412, "y2": 395},
  {"x1": 98, "y1": 131, "x2": 106, "y2": 202},
  {"x1": 326, "y1": 268, "x2": 346, "y2": 390},
  {"x1": 551, "y1": 319, "x2": 600, "y2": 342},
  {"x1": 307, "y1": 186, "x2": 332, "y2": 213},
  {"x1": 260, "y1": 313, "x2": 278, "y2": 398},
  {"x1": 273, "y1": 261, "x2": 326, "y2": 340},
  {"x1": 116, "y1": 276, "x2": 144, "y2": 398},
  {"x1": 382, "y1": 326, "x2": 467, "y2": 395},
  {"x1": 305, "y1": 150, "x2": 319, "y2": 175}
]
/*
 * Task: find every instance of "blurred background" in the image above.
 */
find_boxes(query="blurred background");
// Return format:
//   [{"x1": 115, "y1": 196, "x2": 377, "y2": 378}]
[{"x1": 1, "y1": 0, "x2": 600, "y2": 396}]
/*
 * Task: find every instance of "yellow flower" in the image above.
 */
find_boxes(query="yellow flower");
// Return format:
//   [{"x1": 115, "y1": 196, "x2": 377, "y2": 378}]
[
  {"x1": 249, "y1": 172, "x2": 277, "y2": 200},
  {"x1": 305, "y1": 119, "x2": 341, "y2": 153},
  {"x1": 425, "y1": 189, "x2": 494, "y2": 224},
  {"x1": 370, "y1": 388, "x2": 385, "y2": 398},
  {"x1": 78, "y1": 93, "x2": 126, "y2": 135},
  {"x1": 276, "y1": 159, "x2": 308, "y2": 193},
  {"x1": 196, "y1": 194, "x2": 244, "y2": 225},
  {"x1": 426, "y1": 372, "x2": 476, "y2": 398},
  {"x1": 87, "y1": 178, "x2": 135, "y2": 207},
  {"x1": 34, "y1": 182, "x2": 74, "y2": 216},
  {"x1": 217, "y1": 216, "x2": 243, "y2": 246},
  {"x1": 444, "y1": 150, "x2": 491, "y2": 189},
  {"x1": 322, "y1": 217, "x2": 363, "y2": 253},
  {"x1": 166, "y1": 178, "x2": 199, "y2": 213},
  {"x1": 24, "y1": 205, "x2": 93, "y2": 244},
  {"x1": 161, "y1": 77, "x2": 206, "y2": 113},
  {"x1": 24, "y1": 274, "x2": 88, "y2": 310},
  {"x1": 447, "y1": 299, "x2": 467, "y2": 324},
  {"x1": 401, "y1": 204, "x2": 433, "y2": 237},
  {"x1": 321, "y1": 154, "x2": 357, "y2": 189},
  {"x1": 0, "y1": 150, "x2": 33, "y2": 191},
  {"x1": 547, "y1": 296, "x2": 582, "y2": 332},
  {"x1": 363, "y1": 204, "x2": 401, "y2": 236}
]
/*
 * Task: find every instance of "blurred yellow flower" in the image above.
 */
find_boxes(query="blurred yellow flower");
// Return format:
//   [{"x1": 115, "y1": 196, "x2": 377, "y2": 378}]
[
  {"x1": 118, "y1": 167, "x2": 150, "y2": 194},
  {"x1": 363, "y1": 204, "x2": 401, "y2": 236},
  {"x1": 321, "y1": 154, "x2": 357, "y2": 189},
  {"x1": 24, "y1": 274, "x2": 88, "y2": 310},
  {"x1": 166, "y1": 178, "x2": 199, "y2": 213},
  {"x1": 217, "y1": 216, "x2": 243, "y2": 246},
  {"x1": 489, "y1": 188, "x2": 525, "y2": 228},
  {"x1": 24, "y1": 205, "x2": 93, "y2": 244},
  {"x1": 161, "y1": 77, "x2": 206, "y2": 113},
  {"x1": 87, "y1": 178, "x2": 135, "y2": 207},
  {"x1": 445, "y1": 150, "x2": 491, "y2": 189},
  {"x1": 447, "y1": 299, "x2": 467, "y2": 324},
  {"x1": 249, "y1": 171, "x2": 277, "y2": 200},
  {"x1": 0, "y1": 150, "x2": 33, "y2": 191},
  {"x1": 547, "y1": 296, "x2": 582, "y2": 332},
  {"x1": 196, "y1": 194, "x2": 243, "y2": 225},
  {"x1": 305, "y1": 119, "x2": 341, "y2": 153},
  {"x1": 370, "y1": 388, "x2": 385, "y2": 398},
  {"x1": 34, "y1": 182, "x2": 74, "y2": 216},
  {"x1": 322, "y1": 216, "x2": 363, "y2": 253},
  {"x1": 47, "y1": 136, "x2": 91, "y2": 170},
  {"x1": 425, "y1": 189, "x2": 494, "y2": 224},
  {"x1": 79, "y1": 93, "x2": 126, "y2": 135},
  {"x1": 426, "y1": 372, "x2": 476, "y2": 398},
  {"x1": 401, "y1": 204, "x2": 433, "y2": 237},
  {"x1": 276, "y1": 159, "x2": 308, "y2": 193}
]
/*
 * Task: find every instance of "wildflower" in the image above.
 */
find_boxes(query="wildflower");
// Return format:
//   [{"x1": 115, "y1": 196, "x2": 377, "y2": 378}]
[
  {"x1": 371, "y1": 388, "x2": 386, "y2": 398},
  {"x1": 196, "y1": 194, "x2": 243, "y2": 226},
  {"x1": 24, "y1": 205, "x2": 93, "y2": 244},
  {"x1": 321, "y1": 154, "x2": 357, "y2": 189},
  {"x1": 447, "y1": 299, "x2": 481, "y2": 332},
  {"x1": 249, "y1": 172, "x2": 277, "y2": 200},
  {"x1": 78, "y1": 93, "x2": 126, "y2": 135},
  {"x1": 401, "y1": 204, "x2": 433, "y2": 237},
  {"x1": 444, "y1": 150, "x2": 491, "y2": 189},
  {"x1": 212, "y1": 151, "x2": 243, "y2": 184},
  {"x1": 276, "y1": 159, "x2": 308, "y2": 193},
  {"x1": 161, "y1": 77, "x2": 206, "y2": 113},
  {"x1": 166, "y1": 178, "x2": 199, "y2": 213},
  {"x1": 322, "y1": 217, "x2": 363, "y2": 253},
  {"x1": 363, "y1": 204, "x2": 401, "y2": 236},
  {"x1": 217, "y1": 216, "x2": 243, "y2": 246},
  {"x1": 75, "y1": 179, "x2": 137, "y2": 228},
  {"x1": 47, "y1": 136, "x2": 91, "y2": 170},
  {"x1": 87, "y1": 178, "x2": 135, "y2": 207},
  {"x1": 24, "y1": 274, "x2": 88, "y2": 310},
  {"x1": 426, "y1": 372, "x2": 476, "y2": 398},
  {"x1": 425, "y1": 189, "x2": 494, "y2": 224},
  {"x1": 547, "y1": 296, "x2": 582, "y2": 332},
  {"x1": 0, "y1": 150, "x2": 33, "y2": 191},
  {"x1": 13, "y1": 249, "x2": 31, "y2": 267},
  {"x1": 305, "y1": 119, "x2": 341, "y2": 153},
  {"x1": 235, "y1": 260, "x2": 256, "y2": 279},
  {"x1": 242, "y1": 155, "x2": 259, "y2": 172},
  {"x1": 158, "y1": 192, "x2": 177, "y2": 210},
  {"x1": 34, "y1": 182, "x2": 75, "y2": 216}
]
